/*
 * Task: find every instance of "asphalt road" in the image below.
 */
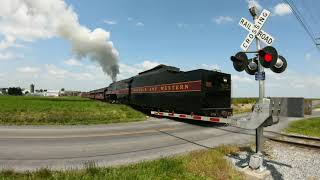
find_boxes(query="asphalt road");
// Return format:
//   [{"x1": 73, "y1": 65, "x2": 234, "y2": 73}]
[{"x1": 0, "y1": 111, "x2": 319, "y2": 171}]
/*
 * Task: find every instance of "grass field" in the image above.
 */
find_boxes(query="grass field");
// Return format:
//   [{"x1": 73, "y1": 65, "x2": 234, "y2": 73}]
[
  {"x1": 232, "y1": 98, "x2": 257, "y2": 105},
  {"x1": 285, "y1": 117, "x2": 320, "y2": 137},
  {"x1": 231, "y1": 98, "x2": 256, "y2": 114},
  {"x1": 0, "y1": 96, "x2": 259, "y2": 125},
  {"x1": 0, "y1": 96, "x2": 146, "y2": 125},
  {"x1": 0, "y1": 147, "x2": 243, "y2": 180}
]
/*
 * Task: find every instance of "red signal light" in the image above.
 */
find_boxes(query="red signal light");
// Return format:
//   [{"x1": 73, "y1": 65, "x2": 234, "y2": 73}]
[
  {"x1": 264, "y1": 53, "x2": 272, "y2": 62},
  {"x1": 258, "y1": 46, "x2": 278, "y2": 68}
]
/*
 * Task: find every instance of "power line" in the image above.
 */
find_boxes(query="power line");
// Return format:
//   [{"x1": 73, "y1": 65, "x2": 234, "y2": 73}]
[{"x1": 282, "y1": 0, "x2": 320, "y2": 48}]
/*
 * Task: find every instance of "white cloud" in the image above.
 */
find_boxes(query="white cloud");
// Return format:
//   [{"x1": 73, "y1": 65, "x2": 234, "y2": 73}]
[
  {"x1": 266, "y1": 70, "x2": 320, "y2": 96},
  {"x1": 0, "y1": 0, "x2": 119, "y2": 81},
  {"x1": 177, "y1": 23, "x2": 188, "y2": 28},
  {"x1": 127, "y1": 17, "x2": 133, "y2": 21},
  {"x1": 46, "y1": 64, "x2": 68, "y2": 79},
  {"x1": 0, "y1": 35, "x2": 16, "y2": 50},
  {"x1": 232, "y1": 75, "x2": 254, "y2": 83},
  {"x1": 0, "y1": 52, "x2": 23, "y2": 60},
  {"x1": 45, "y1": 64, "x2": 94, "y2": 80},
  {"x1": 214, "y1": 16, "x2": 234, "y2": 24},
  {"x1": 64, "y1": 58, "x2": 82, "y2": 66},
  {"x1": 247, "y1": 0, "x2": 263, "y2": 11},
  {"x1": 17, "y1": 66, "x2": 40, "y2": 73},
  {"x1": 273, "y1": 3, "x2": 292, "y2": 16},
  {"x1": 85, "y1": 64, "x2": 99, "y2": 70},
  {"x1": 103, "y1": 19, "x2": 117, "y2": 25},
  {"x1": 0, "y1": 52, "x2": 15, "y2": 60},
  {"x1": 140, "y1": 60, "x2": 160, "y2": 70},
  {"x1": 230, "y1": 69, "x2": 320, "y2": 98},
  {"x1": 0, "y1": 1, "x2": 55, "y2": 42},
  {"x1": 200, "y1": 64, "x2": 220, "y2": 70},
  {"x1": 305, "y1": 52, "x2": 312, "y2": 61},
  {"x1": 135, "y1": 22, "x2": 144, "y2": 27},
  {"x1": 117, "y1": 60, "x2": 160, "y2": 80},
  {"x1": 118, "y1": 63, "x2": 140, "y2": 79},
  {"x1": 73, "y1": 72, "x2": 94, "y2": 81}
]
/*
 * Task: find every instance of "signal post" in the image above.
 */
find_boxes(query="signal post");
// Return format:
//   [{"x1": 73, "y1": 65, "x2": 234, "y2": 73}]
[
  {"x1": 252, "y1": 5, "x2": 265, "y2": 169},
  {"x1": 230, "y1": 3, "x2": 287, "y2": 171}
]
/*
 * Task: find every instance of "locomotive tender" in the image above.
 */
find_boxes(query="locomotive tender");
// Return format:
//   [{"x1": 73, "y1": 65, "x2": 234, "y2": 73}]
[{"x1": 83, "y1": 65, "x2": 232, "y2": 117}]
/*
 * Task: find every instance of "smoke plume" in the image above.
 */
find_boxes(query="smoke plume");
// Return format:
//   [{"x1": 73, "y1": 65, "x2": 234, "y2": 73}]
[{"x1": 0, "y1": 0, "x2": 120, "y2": 81}]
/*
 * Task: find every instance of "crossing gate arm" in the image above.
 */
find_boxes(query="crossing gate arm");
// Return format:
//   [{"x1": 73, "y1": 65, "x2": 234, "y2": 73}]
[
  {"x1": 151, "y1": 98, "x2": 279, "y2": 130},
  {"x1": 150, "y1": 111, "x2": 228, "y2": 123}
]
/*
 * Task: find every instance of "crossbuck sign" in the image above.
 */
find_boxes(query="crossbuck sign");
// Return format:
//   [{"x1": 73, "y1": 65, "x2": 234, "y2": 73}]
[{"x1": 239, "y1": 9, "x2": 275, "y2": 51}]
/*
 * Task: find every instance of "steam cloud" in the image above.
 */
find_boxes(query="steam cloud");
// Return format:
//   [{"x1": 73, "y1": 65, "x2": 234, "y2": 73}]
[{"x1": 0, "y1": 0, "x2": 120, "y2": 81}]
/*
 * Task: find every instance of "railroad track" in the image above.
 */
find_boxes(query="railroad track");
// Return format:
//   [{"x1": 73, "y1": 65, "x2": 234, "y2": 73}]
[{"x1": 264, "y1": 131, "x2": 320, "y2": 149}]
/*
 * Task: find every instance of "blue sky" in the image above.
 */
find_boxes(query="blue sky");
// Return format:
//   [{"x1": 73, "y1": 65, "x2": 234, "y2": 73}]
[{"x1": 0, "y1": 0, "x2": 319, "y2": 97}]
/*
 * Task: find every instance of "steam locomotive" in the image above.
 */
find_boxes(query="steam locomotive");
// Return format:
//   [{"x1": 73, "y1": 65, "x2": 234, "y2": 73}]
[{"x1": 82, "y1": 65, "x2": 232, "y2": 117}]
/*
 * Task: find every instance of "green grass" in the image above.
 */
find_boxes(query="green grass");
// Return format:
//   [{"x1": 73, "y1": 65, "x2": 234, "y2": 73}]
[
  {"x1": 0, "y1": 96, "x2": 146, "y2": 125},
  {"x1": 0, "y1": 147, "x2": 243, "y2": 180},
  {"x1": 285, "y1": 117, "x2": 320, "y2": 137}
]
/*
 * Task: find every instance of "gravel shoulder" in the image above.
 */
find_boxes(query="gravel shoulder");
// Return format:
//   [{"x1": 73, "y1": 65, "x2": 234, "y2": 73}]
[
  {"x1": 228, "y1": 140, "x2": 320, "y2": 180},
  {"x1": 264, "y1": 141, "x2": 320, "y2": 180}
]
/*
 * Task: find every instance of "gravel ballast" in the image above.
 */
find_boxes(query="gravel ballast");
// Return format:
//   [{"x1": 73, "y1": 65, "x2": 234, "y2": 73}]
[{"x1": 228, "y1": 141, "x2": 320, "y2": 180}]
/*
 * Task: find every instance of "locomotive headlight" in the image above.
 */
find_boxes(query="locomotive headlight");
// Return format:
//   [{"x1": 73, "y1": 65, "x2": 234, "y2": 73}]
[{"x1": 223, "y1": 77, "x2": 228, "y2": 83}]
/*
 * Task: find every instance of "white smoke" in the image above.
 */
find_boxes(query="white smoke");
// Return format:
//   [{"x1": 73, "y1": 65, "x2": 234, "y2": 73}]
[{"x1": 0, "y1": 0, "x2": 120, "y2": 81}]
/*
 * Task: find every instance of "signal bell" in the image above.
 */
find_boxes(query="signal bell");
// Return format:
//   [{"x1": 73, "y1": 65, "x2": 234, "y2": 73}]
[
  {"x1": 230, "y1": 52, "x2": 248, "y2": 72},
  {"x1": 270, "y1": 55, "x2": 287, "y2": 73},
  {"x1": 258, "y1": 46, "x2": 278, "y2": 68}
]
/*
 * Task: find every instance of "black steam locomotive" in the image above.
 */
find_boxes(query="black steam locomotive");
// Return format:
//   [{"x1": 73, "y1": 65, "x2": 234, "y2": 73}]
[{"x1": 82, "y1": 65, "x2": 232, "y2": 117}]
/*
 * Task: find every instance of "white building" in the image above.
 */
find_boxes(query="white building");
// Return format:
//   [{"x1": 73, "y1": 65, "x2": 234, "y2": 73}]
[{"x1": 43, "y1": 90, "x2": 60, "y2": 97}]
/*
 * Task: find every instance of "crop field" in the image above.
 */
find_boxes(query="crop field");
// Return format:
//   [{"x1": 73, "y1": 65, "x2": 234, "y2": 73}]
[
  {"x1": 0, "y1": 146, "x2": 243, "y2": 180},
  {"x1": 0, "y1": 96, "x2": 146, "y2": 125},
  {"x1": 285, "y1": 117, "x2": 320, "y2": 138}
]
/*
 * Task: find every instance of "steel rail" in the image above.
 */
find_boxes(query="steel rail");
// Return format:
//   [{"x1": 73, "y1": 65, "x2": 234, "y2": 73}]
[{"x1": 264, "y1": 131, "x2": 320, "y2": 149}]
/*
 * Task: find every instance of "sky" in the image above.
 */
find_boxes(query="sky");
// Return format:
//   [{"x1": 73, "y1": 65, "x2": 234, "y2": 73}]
[{"x1": 0, "y1": 0, "x2": 319, "y2": 98}]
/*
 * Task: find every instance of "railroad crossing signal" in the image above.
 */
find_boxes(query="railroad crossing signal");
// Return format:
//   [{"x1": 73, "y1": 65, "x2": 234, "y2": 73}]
[
  {"x1": 231, "y1": 8, "x2": 287, "y2": 76},
  {"x1": 271, "y1": 55, "x2": 287, "y2": 73},
  {"x1": 245, "y1": 57, "x2": 258, "y2": 75},
  {"x1": 257, "y1": 46, "x2": 287, "y2": 73},
  {"x1": 239, "y1": 17, "x2": 274, "y2": 47},
  {"x1": 240, "y1": 9, "x2": 271, "y2": 51},
  {"x1": 231, "y1": 4, "x2": 287, "y2": 169},
  {"x1": 258, "y1": 46, "x2": 278, "y2": 68},
  {"x1": 231, "y1": 46, "x2": 287, "y2": 75},
  {"x1": 230, "y1": 52, "x2": 249, "y2": 72}
]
